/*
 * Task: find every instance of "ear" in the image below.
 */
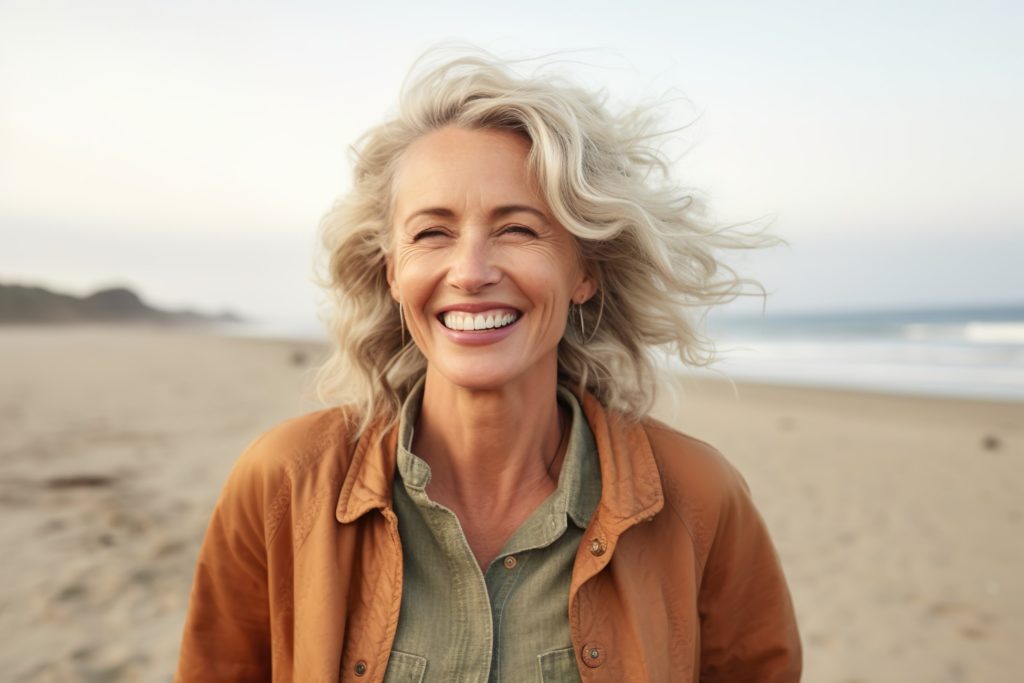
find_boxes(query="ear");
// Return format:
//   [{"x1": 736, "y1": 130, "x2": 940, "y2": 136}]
[
  {"x1": 572, "y1": 272, "x2": 598, "y2": 305},
  {"x1": 385, "y1": 255, "x2": 400, "y2": 303}
]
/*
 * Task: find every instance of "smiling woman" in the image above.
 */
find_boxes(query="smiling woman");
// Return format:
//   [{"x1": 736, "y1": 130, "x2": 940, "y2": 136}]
[
  {"x1": 389, "y1": 127, "x2": 595, "y2": 403},
  {"x1": 176, "y1": 49, "x2": 801, "y2": 683},
  {"x1": 313, "y1": 53, "x2": 770, "y2": 437}
]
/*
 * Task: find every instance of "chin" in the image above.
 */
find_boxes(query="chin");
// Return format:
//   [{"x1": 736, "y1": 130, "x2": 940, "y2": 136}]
[
  {"x1": 434, "y1": 364, "x2": 522, "y2": 393},
  {"x1": 424, "y1": 341, "x2": 559, "y2": 394}
]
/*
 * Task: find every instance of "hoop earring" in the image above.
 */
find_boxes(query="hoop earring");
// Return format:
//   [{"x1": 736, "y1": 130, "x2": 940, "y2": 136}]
[
  {"x1": 576, "y1": 303, "x2": 586, "y2": 341},
  {"x1": 398, "y1": 301, "x2": 407, "y2": 346},
  {"x1": 590, "y1": 288, "x2": 605, "y2": 343}
]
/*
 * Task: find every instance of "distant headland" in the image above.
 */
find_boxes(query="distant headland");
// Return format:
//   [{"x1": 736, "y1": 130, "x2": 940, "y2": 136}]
[{"x1": 0, "y1": 282, "x2": 243, "y2": 326}]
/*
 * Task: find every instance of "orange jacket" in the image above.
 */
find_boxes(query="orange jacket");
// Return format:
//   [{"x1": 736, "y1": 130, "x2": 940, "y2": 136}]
[{"x1": 176, "y1": 393, "x2": 801, "y2": 682}]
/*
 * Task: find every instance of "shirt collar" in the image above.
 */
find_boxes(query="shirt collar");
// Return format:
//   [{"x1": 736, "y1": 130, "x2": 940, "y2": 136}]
[
  {"x1": 558, "y1": 384, "x2": 602, "y2": 529},
  {"x1": 393, "y1": 378, "x2": 601, "y2": 530},
  {"x1": 336, "y1": 379, "x2": 663, "y2": 532}
]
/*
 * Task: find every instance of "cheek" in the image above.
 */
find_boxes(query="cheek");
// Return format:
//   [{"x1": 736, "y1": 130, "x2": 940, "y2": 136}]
[
  {"x1": 514, "y1": 266, "x2": 577, "y2": 333},
  {"x1": 534, "y1": 237, "x2": 584, "y2": 287},
  {"x1": 392, "y1": 252, "x2": 444, "y2": 304}
]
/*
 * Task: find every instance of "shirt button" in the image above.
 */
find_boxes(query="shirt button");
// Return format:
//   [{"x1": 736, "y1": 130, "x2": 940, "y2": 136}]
[
  {"x1": 354, "y1": 660, "x2": 367, "y2": 676},
  {"x1": 503, "y1": 555, "x2": 518, "y2": 569},
  {"x1": 588, "y1": 537, "x2": 607, "y2": 556}
]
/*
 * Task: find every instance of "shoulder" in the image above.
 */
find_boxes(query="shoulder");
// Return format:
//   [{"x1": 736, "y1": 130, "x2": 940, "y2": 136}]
[
  {"x1": 217, "y1": 407, "x2": 364, "y2": 531},
  {"x1": 236, "y1": 406, "x2": 361, "y2": 480},
  {"x1": 233, "y1": 406, "x2": 367, "y2": 482},
  {"x1": 641, "y1": 417, "x2": 748, "y2": 499},
  {"x1": 638, "y1": 417, "x2": 755, "y2": 564}
]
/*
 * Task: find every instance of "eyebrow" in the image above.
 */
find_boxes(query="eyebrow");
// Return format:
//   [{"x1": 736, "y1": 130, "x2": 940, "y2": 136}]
[{"x1": 403, "y1": 204, "x2": 549, "y2": 227}]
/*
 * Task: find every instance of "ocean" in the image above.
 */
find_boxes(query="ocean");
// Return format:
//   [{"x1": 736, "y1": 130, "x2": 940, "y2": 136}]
[{"x1": 700, "y1": 304, "x2": 1024, "y2": 401}]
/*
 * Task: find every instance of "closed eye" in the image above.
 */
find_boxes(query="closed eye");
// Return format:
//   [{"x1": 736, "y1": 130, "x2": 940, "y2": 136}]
[
  {"x1": 501, "y1": 224, "x2": 538, "y2": 237},
  {"x1": 412, "y1": 227, "x2": 450, "y2": 241}
]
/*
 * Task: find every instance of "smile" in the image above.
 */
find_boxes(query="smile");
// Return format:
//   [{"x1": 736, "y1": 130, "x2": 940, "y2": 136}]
[{"x1": 440, "y1": 309, "x2": 520, "y2": 331}]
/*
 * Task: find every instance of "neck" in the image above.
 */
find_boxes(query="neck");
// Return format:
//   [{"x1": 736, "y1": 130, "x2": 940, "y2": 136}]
[{"x1": 413, "y1": 360, "x2": 566, "y2": 516}]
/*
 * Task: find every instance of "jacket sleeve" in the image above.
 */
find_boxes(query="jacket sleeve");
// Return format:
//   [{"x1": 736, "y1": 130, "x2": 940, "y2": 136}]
[
  {"x1": 175, "y1": 437, "x2": 278, "y2": 682},
  {"x1": 697, "y1": 464, "x2": 802, "y2": 682}
]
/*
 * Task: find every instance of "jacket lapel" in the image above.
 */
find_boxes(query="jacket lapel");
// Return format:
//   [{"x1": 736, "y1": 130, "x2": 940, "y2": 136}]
[
  {"x1": 571, "y1": 392, "x2": 665, "y2": 590},
  {"x1": 579, "y1": 392, "x2": 664, "y2": 529},
  {"x1": 336, "y1": 417, "x2": 400, "y2": 523}
]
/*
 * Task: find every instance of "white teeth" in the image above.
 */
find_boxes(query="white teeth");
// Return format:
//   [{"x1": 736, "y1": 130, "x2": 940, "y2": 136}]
[{"x1": 441, "y1": 310, "x2": 519, "y2": 331}]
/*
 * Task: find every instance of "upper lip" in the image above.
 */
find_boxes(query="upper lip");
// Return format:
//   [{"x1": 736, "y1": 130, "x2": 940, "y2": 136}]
[{"x1": 436, "y1": 302, "x2": 522, "y2": 315}]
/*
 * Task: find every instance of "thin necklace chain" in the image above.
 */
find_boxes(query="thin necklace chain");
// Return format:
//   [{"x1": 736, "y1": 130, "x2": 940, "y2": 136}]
[{"x1": 545, "y1": 404, "x2": 569, "y2": 478}]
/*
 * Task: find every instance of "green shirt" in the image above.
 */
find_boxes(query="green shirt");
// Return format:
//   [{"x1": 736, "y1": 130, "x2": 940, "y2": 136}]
[{"x1": 385, "y1": 381, "x2": 602, "y2": 683}]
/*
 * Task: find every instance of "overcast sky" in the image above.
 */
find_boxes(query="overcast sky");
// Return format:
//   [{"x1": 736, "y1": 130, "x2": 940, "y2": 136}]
[{"x1": 2, "y1": 0, "x2": 1021, "y2": 325}]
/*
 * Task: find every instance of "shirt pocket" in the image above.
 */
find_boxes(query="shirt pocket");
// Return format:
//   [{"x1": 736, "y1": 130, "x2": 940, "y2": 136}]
[
  {"x1": 537, "y1": 646, "x2": 581, "y2": 682},
  {"x1": 382, "y1": 649, "x2": 428, "y2": 683}
]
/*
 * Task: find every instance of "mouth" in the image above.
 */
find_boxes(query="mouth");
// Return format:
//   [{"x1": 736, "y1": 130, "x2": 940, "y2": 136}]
[{"x1": 438, "y1": 308, "x2": 521, "y2": 332}]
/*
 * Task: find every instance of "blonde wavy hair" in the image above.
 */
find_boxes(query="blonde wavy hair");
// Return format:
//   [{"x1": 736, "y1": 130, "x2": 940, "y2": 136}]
[{"x1": 315, "y1": 48, "x2": 769, "y2": 436}]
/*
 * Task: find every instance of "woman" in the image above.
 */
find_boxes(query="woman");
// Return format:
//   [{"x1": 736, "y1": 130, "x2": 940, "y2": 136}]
[{"x1": 176, "y1": 52, "x2": 801, "y2": 682}]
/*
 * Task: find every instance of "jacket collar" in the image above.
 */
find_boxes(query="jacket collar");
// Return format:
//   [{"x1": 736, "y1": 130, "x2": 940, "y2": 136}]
[
  {"x1": 577, "y1": 391, "x2": 664, "y2": 531},
  {"x1": 335, "y1": 391, "x2": 664, "y2": 530},
  {"x1": 335, "y1": 413, "x2": 399, "y2": 524}
]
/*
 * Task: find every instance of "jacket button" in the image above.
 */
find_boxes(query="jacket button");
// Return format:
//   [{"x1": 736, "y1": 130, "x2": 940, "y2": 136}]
[
  {"x1": 588, "y1": 537, "x2": 606, "y2": 556},
  {"x1": 581, "y1": 641, "x2": 607, "y2": 668},
  {"x1": 354, "y1": 660, "x2": 367, "y2": 676}
]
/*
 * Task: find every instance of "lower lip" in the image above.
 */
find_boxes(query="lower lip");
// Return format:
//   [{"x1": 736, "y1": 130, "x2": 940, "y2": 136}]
[{"x1": 438, "y1": 317, "x2": 520, "y2": 345}]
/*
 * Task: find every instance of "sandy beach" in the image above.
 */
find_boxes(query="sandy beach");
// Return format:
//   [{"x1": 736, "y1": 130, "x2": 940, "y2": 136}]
[{"x1": 1, "y1": 326, "x2": 1020, "y2": 682}]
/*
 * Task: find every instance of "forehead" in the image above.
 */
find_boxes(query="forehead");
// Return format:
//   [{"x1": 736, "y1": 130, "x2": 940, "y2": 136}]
[{"x1": 392, "y1": 126, "x2": 545, "y2": 216}]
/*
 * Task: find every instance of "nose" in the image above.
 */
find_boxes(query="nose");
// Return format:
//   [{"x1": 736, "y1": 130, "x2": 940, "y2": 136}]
[{"x1": 446, "y1": 233, "x2": 501, "y2": 293}]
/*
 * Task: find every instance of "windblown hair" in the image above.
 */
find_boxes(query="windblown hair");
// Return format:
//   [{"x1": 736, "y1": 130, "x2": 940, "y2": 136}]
[{"x1": 315, "y1": 48, "x2": 770, "y2": 436}]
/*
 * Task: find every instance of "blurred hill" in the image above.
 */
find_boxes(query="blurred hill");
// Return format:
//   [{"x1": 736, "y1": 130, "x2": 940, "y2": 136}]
[{"x1": 0, "y1": 282, "x2": 243, "y2": 325}]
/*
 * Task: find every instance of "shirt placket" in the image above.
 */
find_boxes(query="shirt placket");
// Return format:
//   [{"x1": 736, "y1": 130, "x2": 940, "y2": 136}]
[
  {"x1": 483, "y1": 549, "x2": 531, "y2": 683},
  {"x1": 416, "y1": 495, "x2": 495, "y2": 683}
]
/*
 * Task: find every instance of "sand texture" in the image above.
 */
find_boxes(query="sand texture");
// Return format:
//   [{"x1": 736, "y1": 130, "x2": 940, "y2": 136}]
[
  {"x1": 1, "y1": 326, "x2": 1021, "y2": 682},
  {"x1": 655, "y1": 376, "x2": 1023, "y2": 682}
]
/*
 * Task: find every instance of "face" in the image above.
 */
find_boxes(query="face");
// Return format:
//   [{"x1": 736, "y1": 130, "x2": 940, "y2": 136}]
[{"x1": 387, "y1": 126, "x2": 595, "y2": 393}]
